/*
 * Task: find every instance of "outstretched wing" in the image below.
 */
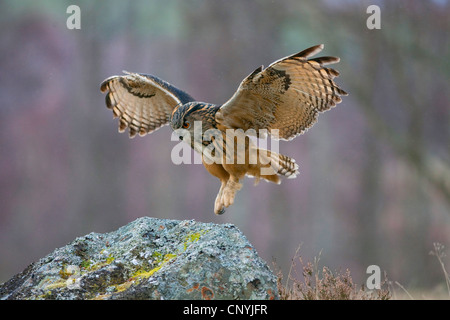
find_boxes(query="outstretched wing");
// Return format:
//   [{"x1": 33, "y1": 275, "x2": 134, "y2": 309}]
[
  {"x1": 100, "y1": 72, "x2": 194, "y2": 138},
  {"x1": 215, "y1": 44, "x2": 348, "y2": 140}
]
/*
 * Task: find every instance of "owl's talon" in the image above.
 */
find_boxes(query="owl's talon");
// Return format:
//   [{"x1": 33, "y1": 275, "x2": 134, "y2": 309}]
[{"x1": 214, "y1": 201, "x2": 225, "y2": 215}]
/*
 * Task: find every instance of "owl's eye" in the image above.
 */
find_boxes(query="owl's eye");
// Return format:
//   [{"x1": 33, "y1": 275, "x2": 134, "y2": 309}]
[{"x1": 182, "y1": 121, "x2": 190, "y2": 129}]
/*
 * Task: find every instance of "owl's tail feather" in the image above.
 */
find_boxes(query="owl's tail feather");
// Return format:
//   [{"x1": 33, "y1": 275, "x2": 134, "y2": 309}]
[
  {"x1": 270, "y1": 152, "x2": 299, "y2": 179},
  {"x1": 250, "y1": 149, "x2": 299, "y2": 185}
]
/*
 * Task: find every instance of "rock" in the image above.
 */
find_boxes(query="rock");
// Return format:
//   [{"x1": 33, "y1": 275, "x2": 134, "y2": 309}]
[{"x1": 0, "y1": 217, "x2": 279, "y2": 300}]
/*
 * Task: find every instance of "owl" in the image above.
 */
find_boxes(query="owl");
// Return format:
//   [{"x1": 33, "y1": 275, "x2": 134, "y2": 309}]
[{"x1": 100, "y1": 44, "x2": 347, "y2": 215}]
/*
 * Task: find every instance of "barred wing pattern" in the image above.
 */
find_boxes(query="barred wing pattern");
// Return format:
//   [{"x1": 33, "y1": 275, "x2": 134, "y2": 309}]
[
  {"x1": 215, "y1": 44, "x2": 348, "y2": 140},
  {"x1": 100, "y1": 72, "x2": 194, "y2": 138}
]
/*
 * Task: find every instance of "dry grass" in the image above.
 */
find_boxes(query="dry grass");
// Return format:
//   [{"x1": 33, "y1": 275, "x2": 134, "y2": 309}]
[
  {"x1": 276, "y1": 247, "x2": 391, "y2": 300},
  {"x1": 277, "y1": 243, "x2": 450, "y2": 300},
  {"x1": 429, "y1": 242, "x2": 450, "y2": 297},
  {"x1": 390, "y1": 243, "x2": 450, "y2": 300}
]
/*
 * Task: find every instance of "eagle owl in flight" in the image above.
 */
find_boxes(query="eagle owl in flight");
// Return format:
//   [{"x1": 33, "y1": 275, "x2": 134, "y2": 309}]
[{"x1": 101, "y1": 44, "x2": 347, "y2": 215}]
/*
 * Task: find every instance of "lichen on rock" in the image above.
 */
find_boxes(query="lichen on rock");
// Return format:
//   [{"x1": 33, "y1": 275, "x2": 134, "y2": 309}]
[{"x1": 0, "y1": 217, "x2": 279, "y2": 300}]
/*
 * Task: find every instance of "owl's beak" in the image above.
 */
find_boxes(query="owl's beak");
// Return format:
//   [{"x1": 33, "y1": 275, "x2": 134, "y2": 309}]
[{"x1": 179, "y1": 136, "x2": 183, "y2": 141}]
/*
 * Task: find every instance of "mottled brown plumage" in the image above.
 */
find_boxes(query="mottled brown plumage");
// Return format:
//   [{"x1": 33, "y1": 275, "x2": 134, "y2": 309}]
[
  {"x1": 100, "y1": 45, "x2": 347, "y2": 215},
  {"x1": 215, "y1": 44, "x2": 347, "y2": 140}
]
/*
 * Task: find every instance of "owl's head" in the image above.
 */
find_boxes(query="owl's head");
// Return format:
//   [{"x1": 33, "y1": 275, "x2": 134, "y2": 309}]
[{"x1": 170, "y1": 102, "x2": 219, "y2": 137}]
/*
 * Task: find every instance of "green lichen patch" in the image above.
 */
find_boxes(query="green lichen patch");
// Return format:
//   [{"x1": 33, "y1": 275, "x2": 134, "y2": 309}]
[
  {"x1": 183, "y1": 230, "x2": 209, "y2": 251},
  {"x1": 132, "y1": 253, "x2": 177, "y2": 280}
]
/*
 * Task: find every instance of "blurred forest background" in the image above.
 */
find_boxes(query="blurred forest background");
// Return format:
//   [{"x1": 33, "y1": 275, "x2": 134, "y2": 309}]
[{"x1": 1, "y1": 0, "x2": 449, "y2": 297}]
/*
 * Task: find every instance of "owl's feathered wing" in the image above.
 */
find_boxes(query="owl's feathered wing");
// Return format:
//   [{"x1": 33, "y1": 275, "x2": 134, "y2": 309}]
[
  {"x1": 215, "y1": 44, "x2": 348, "y2": 140},
  {"x1": 100, "y1": 72, "x2": 194, "y2": 138}
]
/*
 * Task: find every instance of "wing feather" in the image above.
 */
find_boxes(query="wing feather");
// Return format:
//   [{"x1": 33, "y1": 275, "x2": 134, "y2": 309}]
[
  {"x1": 216, "y1": 44, "x2": 348, "y2": 140},
  {"x1": 100, "y1": 72, "x2": 194, "y2": 138}
]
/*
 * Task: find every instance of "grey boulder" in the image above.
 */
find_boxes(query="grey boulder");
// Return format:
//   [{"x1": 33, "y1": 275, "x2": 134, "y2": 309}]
[{"x1": 0, "y1": 217, "x2": 278, "y2": 300}]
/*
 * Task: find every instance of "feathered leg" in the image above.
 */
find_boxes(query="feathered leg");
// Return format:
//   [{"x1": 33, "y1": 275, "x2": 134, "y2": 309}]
[
  {"x1": 202, "y1": 161, "x2": 231, "y2": 215},
  {"x1": 214, "y1": 180, "x2": 227, "y2": 215},
  {"x1": 220, "y1": 175, "x2": 242, "y2": 209}
]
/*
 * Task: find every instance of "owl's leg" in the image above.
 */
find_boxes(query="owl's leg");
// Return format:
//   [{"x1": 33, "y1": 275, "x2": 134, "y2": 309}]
[
  {"x1": 214, "y1": 180, "x2": 227, "y2": 215},
  {"x1": 220, "y1": 175, "x2": 242, "y2": 209},
  {"x1": 202, "y1": 161, "x2": 230, "y2": 215}
]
